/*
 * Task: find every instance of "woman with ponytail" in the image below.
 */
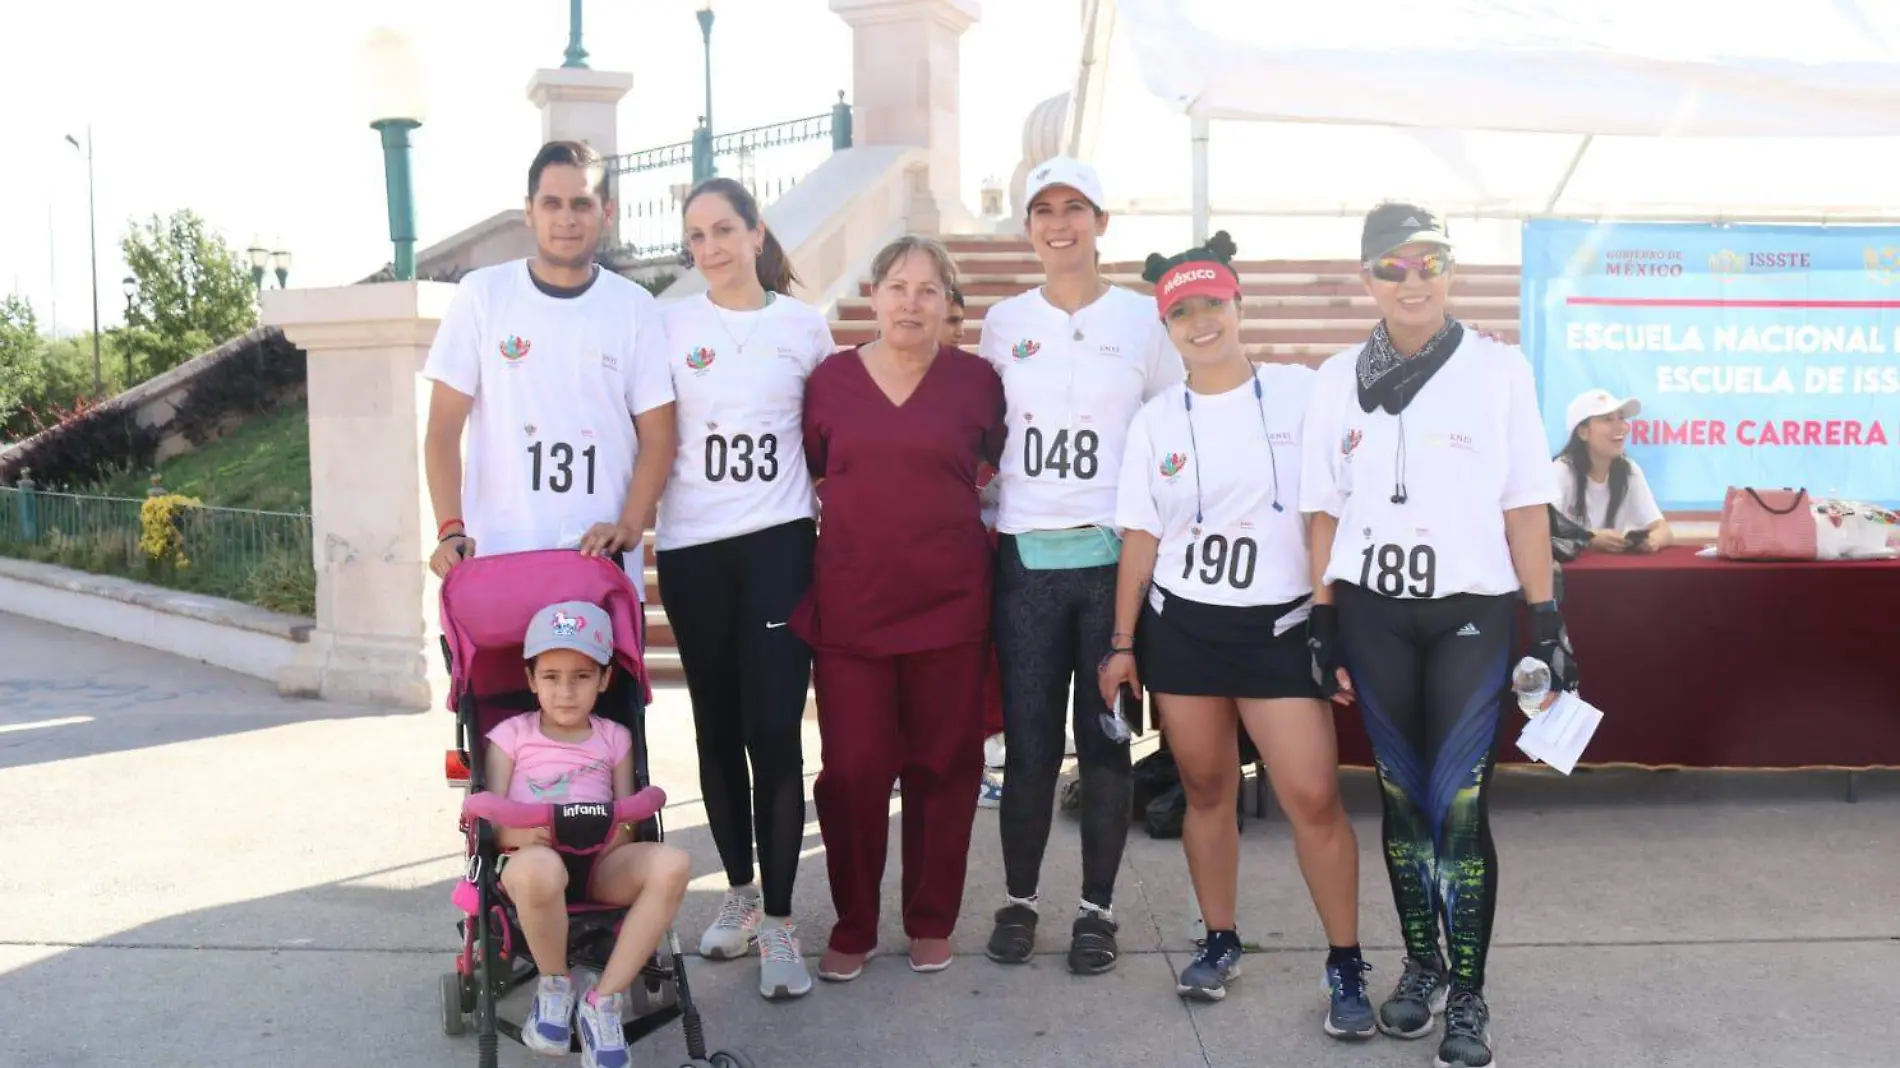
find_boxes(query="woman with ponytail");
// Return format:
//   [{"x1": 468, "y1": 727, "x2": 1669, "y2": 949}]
[
  {"x1": 654, "y1": 177, "x2": 836, "y2": 1001},
  {"x1": 1098, "y1": 235, "x2": 1370, "y2": 1028}
]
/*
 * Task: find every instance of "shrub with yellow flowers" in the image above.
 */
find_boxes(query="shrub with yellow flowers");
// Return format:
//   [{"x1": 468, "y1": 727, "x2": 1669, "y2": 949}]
[{"x1": 138, "y1": 492, "x2": 202, "y2": 570}]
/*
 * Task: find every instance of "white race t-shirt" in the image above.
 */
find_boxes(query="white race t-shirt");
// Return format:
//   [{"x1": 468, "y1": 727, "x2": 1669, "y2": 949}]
[
  {"x1": 1117, "y1": 365, "x2": 1315, "y2": 608},
  {"x1": 1300, "y1": 333, "x2": 1556, "y2": 599},
  {"x1": 980, "y1": 285, "x2": 1185, "y2": 534},
  {"x1": 1551, "y1": 456, "x2": 1663, "y2": 533},
  {"x1": 421, "y1": 261, "x2": 675, "y2": 593},
  {"x1": 655, "y1": 293, "x2": 835, "y2": 551}
]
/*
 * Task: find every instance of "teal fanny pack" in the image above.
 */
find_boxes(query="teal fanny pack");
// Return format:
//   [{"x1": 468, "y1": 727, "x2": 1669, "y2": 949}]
[{"x1": 1014, "y1": 526, "x2": 1122, "y2": 570}]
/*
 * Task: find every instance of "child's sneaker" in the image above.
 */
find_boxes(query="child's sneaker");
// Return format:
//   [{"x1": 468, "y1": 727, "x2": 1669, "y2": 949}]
[
  {"x1": 758, "y1": 918, "x2": 813, "y2": 1000},
  {"x1": 700, "y1": 886, "x2": 761, "y2": 959},
  {"x1": 577, "y1": 988, "x2": 630, "y2": 1068},
  {"x1": 977, "y1": 771, "x2": 1004, "y2": 808},
  {"x1": 522, "y1": 973, "x2": 575, "y2": 1055}
]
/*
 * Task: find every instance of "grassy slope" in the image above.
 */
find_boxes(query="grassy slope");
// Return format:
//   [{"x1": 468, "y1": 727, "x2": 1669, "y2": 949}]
[{"x1": 92, "y1": 399, "x2": 312, "y2": 512}]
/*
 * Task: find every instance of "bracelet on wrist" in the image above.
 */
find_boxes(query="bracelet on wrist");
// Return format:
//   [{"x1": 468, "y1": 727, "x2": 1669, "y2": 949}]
[
  {"x1": 437, "y1": 519, "x2": 464, "y2": 539},
  {"x1": 439, "y1": 531, "x2": 468, "y2": 545}
]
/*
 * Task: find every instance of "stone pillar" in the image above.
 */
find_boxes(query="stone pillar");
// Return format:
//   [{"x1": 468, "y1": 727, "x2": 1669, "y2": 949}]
[
  {"x1": 830, "y1": 0, "x2": 981, "y2": 232},
  {"x1": 262, "y1": 283, "x2": 458, "y2": 711},
  {"x1": 526, "y1": 68, "x2": 635, "y2": 156}
]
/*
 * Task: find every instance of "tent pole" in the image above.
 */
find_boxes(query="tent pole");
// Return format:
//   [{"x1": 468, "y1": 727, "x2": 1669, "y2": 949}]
[
  {"x1": 1191, "y1": 116, "x2": 1211, "y2": 244},
  {"x1": 1545, "y1": 134, "x2": 1595, "y2": 212}
]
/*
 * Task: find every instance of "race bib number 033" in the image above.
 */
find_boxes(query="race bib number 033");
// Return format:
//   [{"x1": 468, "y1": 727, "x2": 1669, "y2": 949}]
[{"x1": 703, "y1": 432, "x2": 780, "y2": 483}]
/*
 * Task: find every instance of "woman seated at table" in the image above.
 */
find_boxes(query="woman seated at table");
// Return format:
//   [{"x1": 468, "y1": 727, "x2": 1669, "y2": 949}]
[
  {"x1": 1553, "y1": 389, "x2": 1672, "y2": 553},
  {"x1": 792, "y1": 235, "x2": 1006, "y2": 981}
]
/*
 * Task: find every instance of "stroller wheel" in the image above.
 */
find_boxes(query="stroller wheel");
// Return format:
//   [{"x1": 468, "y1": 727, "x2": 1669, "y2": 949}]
[
  {"x1": 439, "y1": 972, "x2": 468, "y2": 1036},
  {"x1": 710, "y1": 1051, "x2": 758, "y2": 1068}
]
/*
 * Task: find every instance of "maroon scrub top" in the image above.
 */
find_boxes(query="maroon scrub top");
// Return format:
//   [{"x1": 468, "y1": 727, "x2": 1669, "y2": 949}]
[{"x1": 791, "y1": 344, "x2": 1006, "y2": 657}]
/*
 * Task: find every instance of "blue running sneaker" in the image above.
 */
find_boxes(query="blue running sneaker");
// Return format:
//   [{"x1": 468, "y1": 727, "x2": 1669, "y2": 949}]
[
  {"x1": 521, "y1": 973, "x2": 574, "y2": 1055},
  {"x1": 1176, "y1": 930, "x2": 1243, "y2": 1002},
  {"x1": 577, "y1": 988, "x2": 630, "y2": 1068},
  {"x1": 1324, "y1": 957, "x2": 1376, "y2": 1040}
]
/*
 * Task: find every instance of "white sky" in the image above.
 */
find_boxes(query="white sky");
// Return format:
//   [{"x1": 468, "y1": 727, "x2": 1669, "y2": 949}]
[
  {"x1": 6, "y1": 0, "x2": 1896, "y2": 338},
  {"x1": 0, "y1": 0, "x2": 1075, "y2": 336}
]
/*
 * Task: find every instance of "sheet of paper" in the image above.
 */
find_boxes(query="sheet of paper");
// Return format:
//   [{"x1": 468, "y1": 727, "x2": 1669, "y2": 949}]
[{"x1": 1516, "y1": 691, "x2": 1604, "y2": 775}]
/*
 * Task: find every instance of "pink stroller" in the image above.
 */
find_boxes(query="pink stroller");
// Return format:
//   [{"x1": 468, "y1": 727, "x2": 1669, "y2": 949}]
[{"x1": 436, "y1": 549, "x2": 753, "y2": 1068}]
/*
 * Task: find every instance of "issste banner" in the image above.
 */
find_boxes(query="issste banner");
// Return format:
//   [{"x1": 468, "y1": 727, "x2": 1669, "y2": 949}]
[{"x1": 1521, "y1": 220, "x2": 1900, "y2": 510}]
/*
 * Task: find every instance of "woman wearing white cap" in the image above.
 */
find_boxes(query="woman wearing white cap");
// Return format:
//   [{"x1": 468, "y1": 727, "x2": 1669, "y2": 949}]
[
  {"x1": 1553, "y1": 390, "x2": 1672, "y2": 553},
  {"x1": 980, "y1": 156, "x2": 1185, "y2": 975},
  {"x1": 1301, "y1": 202, "x2": 1580, "y2": 1068},
  {"x1": 1097, "y1": 234, "x2": 1371, "y2": 1034}
]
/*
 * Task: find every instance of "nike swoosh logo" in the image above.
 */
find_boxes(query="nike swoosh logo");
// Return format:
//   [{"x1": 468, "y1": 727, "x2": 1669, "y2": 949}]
[{"x1": 765, "y1": 622, "x2": 788, "y2": 629}]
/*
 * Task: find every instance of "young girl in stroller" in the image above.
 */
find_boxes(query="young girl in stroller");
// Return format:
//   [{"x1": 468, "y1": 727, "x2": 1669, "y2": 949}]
[{"x1": 487, "y1": 599, "x2": 691, "y2": 1064}]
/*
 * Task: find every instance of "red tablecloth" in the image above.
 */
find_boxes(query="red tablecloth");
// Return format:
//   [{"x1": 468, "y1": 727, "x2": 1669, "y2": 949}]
[{"x1": 1332, "y1": 545, "x2": 1900, "y2": 769}]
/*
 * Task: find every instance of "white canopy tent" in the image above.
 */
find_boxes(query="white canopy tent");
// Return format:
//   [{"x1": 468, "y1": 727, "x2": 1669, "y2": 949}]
[{"x1": 1085, "y1": 0, "x2": 1900, "y2": 262}]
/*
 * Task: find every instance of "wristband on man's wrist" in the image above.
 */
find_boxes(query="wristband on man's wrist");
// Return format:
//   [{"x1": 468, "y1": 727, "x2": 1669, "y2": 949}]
[{"x1": 1528, "y1": 599, "x2": 1560, "y2": 615}]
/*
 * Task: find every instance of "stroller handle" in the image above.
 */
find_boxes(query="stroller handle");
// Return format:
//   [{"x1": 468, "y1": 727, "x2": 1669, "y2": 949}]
[{"x1": 462, "y1": 786, "x2": 667, "y2": 829}]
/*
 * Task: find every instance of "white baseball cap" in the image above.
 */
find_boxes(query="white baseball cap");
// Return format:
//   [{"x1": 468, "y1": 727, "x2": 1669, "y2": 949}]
[
  {"x1": 1566, "y1": 389, "x2": 1642, "y2": 432},
  {"x1": 1023, "y1": 156, "x2": 1105, "y2": 215}
]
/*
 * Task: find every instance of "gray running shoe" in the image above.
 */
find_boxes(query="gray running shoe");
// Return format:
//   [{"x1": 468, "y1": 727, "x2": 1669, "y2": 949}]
[
  {"x1": 1379, "y1": 955, "x2": 1449, "y2": 1039},
  {"x1": 1434, "y1": 989, "x2": 1494, "y2": 1068},
  {"x1": 757, "y1": 920, "x2": 813, "y2": 1000}
]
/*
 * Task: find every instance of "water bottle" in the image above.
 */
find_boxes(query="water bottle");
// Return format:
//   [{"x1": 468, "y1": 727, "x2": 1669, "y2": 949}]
[{"x1": 1512, "y1": 656, "x2": 1550, "y2": 716}]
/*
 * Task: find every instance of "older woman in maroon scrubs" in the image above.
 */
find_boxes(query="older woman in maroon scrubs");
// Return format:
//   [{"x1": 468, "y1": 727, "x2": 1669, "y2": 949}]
[{"x1": 791, "y1": 235, "x2": 1005, "y2": 981}]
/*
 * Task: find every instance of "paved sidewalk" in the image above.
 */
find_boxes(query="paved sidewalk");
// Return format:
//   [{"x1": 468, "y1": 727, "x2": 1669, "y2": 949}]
[{"x1": 2, "y1": 610, "x2": 1896, "y2": 1067}]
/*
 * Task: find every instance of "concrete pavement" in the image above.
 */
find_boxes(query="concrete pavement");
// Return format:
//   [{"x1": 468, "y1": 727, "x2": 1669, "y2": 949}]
[{"x1": 2, "y1": 610, "x2": 1896, "y2": 1067}]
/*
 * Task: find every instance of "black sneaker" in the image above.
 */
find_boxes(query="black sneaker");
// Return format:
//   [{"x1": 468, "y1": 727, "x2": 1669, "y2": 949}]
[
  {"x1": 1175, "y1": 931, "x2": 1243, "y2": 1002},
  {"x1": 1434, "y1": 990, "x2": 1493, "y2": 1067},
  {"x1": 1378, "y1": 955, "x2": 1449, "y2": 1039},
  {"x1": 1067, "y1": 913, "x2": 1119, "y2": 975},
  {"x1": 985, "y1": 904, "x2": 1037, "y2": 964}
]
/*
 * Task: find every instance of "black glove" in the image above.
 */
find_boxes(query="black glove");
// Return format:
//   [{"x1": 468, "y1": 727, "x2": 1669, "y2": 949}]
[
  {"x1": 1528, "y1": 600, "x2": 1580, "y2": 693},
  {"x1": 1308, "y1": 602, "x2": 1341, "y2": 698}
]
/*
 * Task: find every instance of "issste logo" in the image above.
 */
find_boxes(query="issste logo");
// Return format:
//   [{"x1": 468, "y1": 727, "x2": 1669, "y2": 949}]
[{"x1": 1708, "y1": 249, "x2": 1746, "y2": 280}]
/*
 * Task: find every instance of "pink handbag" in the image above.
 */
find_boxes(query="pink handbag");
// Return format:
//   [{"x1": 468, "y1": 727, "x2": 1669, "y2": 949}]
[{"x1": 1718, "y1": 487, "x2": 1817, "y2": 560}]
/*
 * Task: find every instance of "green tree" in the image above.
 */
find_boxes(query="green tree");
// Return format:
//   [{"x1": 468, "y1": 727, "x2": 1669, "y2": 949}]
[
  {"x1": 0, "y1": 295, "x2": 39, "y2": 432},
  {"x1": 121, "y1": 209, "x2": 258, "y2": 376}
]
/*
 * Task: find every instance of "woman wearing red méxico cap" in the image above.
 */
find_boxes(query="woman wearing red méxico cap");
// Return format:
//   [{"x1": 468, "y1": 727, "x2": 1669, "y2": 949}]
[
  {"x1": 1301, "y1": 202, "x2": 1576, "y2": 1068},
  {"x1": 1097, "y1": 234, "x2": 1370, "y2": 1032},
  {"x1": 978, "y1": 156, "x2": 1185, "y2": 976}
]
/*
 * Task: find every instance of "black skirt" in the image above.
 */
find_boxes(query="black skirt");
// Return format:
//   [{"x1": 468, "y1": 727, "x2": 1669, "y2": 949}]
[{"x1": 1135, "y1": 584, "x2": 1321, "y2": 700}]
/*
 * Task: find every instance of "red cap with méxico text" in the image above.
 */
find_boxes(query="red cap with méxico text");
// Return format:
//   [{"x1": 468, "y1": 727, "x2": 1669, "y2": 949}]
[{"x1": 1155, "y1": 261, "x2": 1240, "y2": 318}]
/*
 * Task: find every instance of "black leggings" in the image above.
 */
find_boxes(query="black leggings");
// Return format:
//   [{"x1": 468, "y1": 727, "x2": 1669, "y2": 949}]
[
  {"x1": 993, "y1": 536, "x2": 1130, "y2": 908},
  {"x1": 655, "y1": 519, "x2": 815, "y2": 918},
  {"x1": 1335, "y1": 582, "x2": 1514, "y2": 993}
]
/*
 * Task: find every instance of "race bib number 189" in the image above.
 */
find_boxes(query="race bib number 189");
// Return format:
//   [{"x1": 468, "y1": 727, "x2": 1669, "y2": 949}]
[{"x1": 1358, "y1": 543, "x2": 1436, "y2": 598}]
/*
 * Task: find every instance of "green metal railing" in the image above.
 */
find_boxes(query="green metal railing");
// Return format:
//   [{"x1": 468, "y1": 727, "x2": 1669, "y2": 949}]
[
  {"x1": 608, "y1": 93, "x2": 854, "y2": 260},
  {"x1": 0, "y1": 485, "x2": 315, "y2": 615}
]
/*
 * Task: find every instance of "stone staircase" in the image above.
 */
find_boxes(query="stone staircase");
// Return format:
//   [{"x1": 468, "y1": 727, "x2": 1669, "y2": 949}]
[{"x1": 640, "y1": 233, "x2": 1524, "y2": 682}]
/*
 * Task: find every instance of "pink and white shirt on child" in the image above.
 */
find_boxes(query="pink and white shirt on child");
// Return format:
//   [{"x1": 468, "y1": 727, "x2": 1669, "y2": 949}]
[{"x1": 487, "y1": 711, "x2": 632, "y2": 805}]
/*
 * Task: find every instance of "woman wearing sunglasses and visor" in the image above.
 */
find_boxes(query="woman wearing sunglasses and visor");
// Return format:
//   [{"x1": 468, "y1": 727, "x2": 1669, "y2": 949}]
[
  {"x1": 1300, "y1": 203, "x2": 1580, "y2": 1068},
  {"x1": 1097, "y1": 235, "x2": 1370, "y2": 1031}
]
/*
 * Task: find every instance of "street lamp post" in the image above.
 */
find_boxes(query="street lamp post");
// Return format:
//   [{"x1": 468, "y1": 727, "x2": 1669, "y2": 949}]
[
  {"x1": 272, "y1": 249, "x2": 292, "y2": 290},
  {"x1": 563, "y1": 0, "x2": 589, "y2": 69},
  {"x1": 693, "y1": 1, "x2": 716, "y2": 183},
  {"x1": 63, "y1": 126, "x2": 101, "y2": 397},
  {"x1": 361, "y1": 29, "x2": 427, "y2": 282},
  {"x1": 120, "y1": 276, "x2": 136, "y2": 382}
]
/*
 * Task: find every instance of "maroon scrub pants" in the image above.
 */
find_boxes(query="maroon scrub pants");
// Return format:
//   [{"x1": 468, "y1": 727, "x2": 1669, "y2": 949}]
[{"x1": 812, "y1": 641, "x2": 988, "y2": 955}]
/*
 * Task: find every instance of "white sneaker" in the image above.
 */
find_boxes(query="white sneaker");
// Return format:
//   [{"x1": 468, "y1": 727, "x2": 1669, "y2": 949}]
[
  {"x1": 757, "y1": 918, "x2": 814, "y2": 1000},
  {"x1": 576, "y1": 988, "x2": 629, "y2": 1068},
  {"x1": 700, "y1": 886, "x2": 761, "y2": 959},
  {"x1": 983, "y1": 733, "x2": 1007, "y2": 769},
  {"x1": 522, "y1": 973, "x2": 575, "y2": 1055},
  {"x1": 977, "y1": 772, "x2": 1003, "y2": 809}
]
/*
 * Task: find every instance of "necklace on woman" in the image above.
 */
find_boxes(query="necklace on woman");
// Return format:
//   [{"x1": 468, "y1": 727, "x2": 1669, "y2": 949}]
[{"x1": 710, "y1": 291, "x2": 771, "y2": 355}]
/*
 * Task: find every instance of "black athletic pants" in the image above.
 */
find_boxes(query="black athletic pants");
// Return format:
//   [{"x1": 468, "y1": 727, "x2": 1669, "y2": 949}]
[
  {"x1": 655, "y1": 518, "x2": 816, "y2": 918},
  {"x1": 993, "y1": 535, "x2": 1130, "y2": 908},
  {"x1": 1335, "y1": 582, "x2": 1514, "y2": 992}
]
